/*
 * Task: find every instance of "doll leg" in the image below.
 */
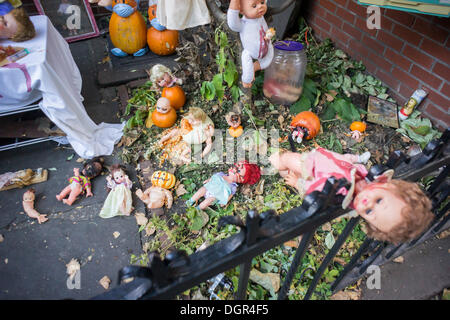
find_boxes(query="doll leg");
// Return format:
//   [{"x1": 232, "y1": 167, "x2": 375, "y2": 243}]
[
  {"x1": 198, "y1": 197, "x2": 216, "y2": 210},
  {"x1": 269, "y1": 151, "x2": 305, "y2": 177},
  {"x1": 186, "y1": 186, "x2": 207, "y2": 206},
  {"x1": 56, "y1": 185, "x2": 72, "y2": 201},
  {"x1": 63, "y1": 185, "x2": 82, "y2": 205},
  {"x1": 241, "y1": 50, "x2": 255, "y2": 88},
  {"x1": 258, "y1": 43, "x2": 274, "y2": 71}
]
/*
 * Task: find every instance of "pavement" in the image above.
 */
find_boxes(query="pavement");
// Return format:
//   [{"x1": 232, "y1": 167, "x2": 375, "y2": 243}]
[{"x1": 0, "y1": 33, "x2": 448, "y2": 301}]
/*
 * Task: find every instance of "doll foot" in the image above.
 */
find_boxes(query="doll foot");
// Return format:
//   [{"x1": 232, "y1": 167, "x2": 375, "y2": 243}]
[
  {"x1": 111, "y1": 48, "x2": 128, "y2": 57},
  {"x1": 56, "y1": 195, "x2": 62, "y2": 201},
  {"x1": 358, "y1": 151, "x2": 371, "y2": 164},
  {"x1": 133, "y1": 47, "x2": 148, "y2": 57},
  {"x1": 62, "y1": 199, "x2": 73, "y2": 206},
  {"x1": 185, "y1": 198, "x2": 195, "y2": 207}
]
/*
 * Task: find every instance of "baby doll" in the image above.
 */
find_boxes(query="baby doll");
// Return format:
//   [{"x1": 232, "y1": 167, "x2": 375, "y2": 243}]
[
  {"x1": 227, "y1": 0, "x2": 275, "y2": 88},
  {"x1": 22, "y1": 188, "x2": 48, "y2": 224},
  {"x1": 56, "y1": 158, "x2": 104, "y2": 205},
  {"x1": 269, "y1": 148, "x2": 434, "y2": 244},
  {"x1": 158, "y1": 107, "x2": 215, "y2": 165},
  {"x1": 136, "y1": 186, "x2": 173, "y2": 210},
  {"x1": 148, "y1": 64, "x2": 182, "y2": 92},
  {"x1": 0, "y1": 2, "x2": 35, "y2": 42},
  {"x1": 225, "y1": 111, "x2": 243, "y2": 138},
  {"x1": 99, "y1": 164, "x2": 133, "y2": 218},
  {"x1": 186, "y1": 160, "x2": 261, "y2": 210}
]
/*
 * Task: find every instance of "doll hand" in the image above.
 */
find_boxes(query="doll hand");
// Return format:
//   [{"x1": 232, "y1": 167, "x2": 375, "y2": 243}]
[
  {"x1": 73, "y1": 167, "x2": 80, "y2": 176},
  {"x1": 37, "y1": 214, "x2": 48, "y2": 224},
  {"x1": 86, "y1": 190, "x2": 93, "y2": 197},
  {"x1": 284, "y1": 172, "x2": 299, "y2": 188}
]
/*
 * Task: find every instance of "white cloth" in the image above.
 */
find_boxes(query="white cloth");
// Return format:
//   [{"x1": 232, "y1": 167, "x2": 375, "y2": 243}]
[
  {"x1": 227, "y1": 9, "x2": 274, "y2": 84},
  {"x1": 156, "y1": 0, "x2": 211, "y2": 30},
  {"x1": 0, "y1": 15, "x2": 124, "y2": 159}
]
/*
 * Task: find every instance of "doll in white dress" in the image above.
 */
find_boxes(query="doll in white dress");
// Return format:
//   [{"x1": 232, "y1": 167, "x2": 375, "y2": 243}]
[{"x1": 99, "y1": 164, "x2": 133, "y2": 218}]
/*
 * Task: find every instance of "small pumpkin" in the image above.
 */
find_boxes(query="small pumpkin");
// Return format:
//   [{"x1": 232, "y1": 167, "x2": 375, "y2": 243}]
[
  {"x1": 229, "y1": 126, "x2": 244, "y2": 138},
  {"x1": 350, "y1": 121, "x2": 367, "y2": 133},
  {"x1": 147, "y1": 27, "x2": 179, "y2": 56},
  {"x1": 162, "y1": 85, "x2": 186, "y2": 110},
  {"x1": 150, "y1": 97, "x2": 177, "y2": 128},
  {"x1": 151, "y1": 170, "x2": 176, "y2": 189},
  {"x1": 148, "y1": 4, "x2": 157, "y2": 21},
  {"x1": 290, "y1": 111, "x2": 321, "y2": 140}
]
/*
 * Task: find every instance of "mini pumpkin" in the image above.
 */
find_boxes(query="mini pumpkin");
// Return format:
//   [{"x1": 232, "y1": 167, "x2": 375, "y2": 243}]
[
  {"x1": 151, "y1": 170, "x2": 176, "y2": 189},
  {"x1": 150, "y1": 97, "x2": 177, "y2": 128},
  {"x1": 162, "y1": 85, "x2": 186, "y2": 110},
  {"x1": 350, "y1": 121, "x2": 367, "y2": 133},
  {"x1": 229, "y1": 125, "x2": 244, "y2": 138},
  {"x1": 290, "y1": 111, "x2": 321, "y2": 141},
  {"x1": 147, "y1": 27, "x2": 179, "y2": 56}
]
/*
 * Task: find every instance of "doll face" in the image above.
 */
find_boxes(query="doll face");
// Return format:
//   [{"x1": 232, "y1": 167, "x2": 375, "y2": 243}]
[
  {"x1": 353, "y1": 182, "x2": 406, "y2": 233},
  {"x1": 228, "y1": 162, "x2": 247, "y2": 183},
  {"x1": 241, "y1": 0, "x2": 267, "y2": 19},
  {"x1": 185, "y1": 114, "x2": 201, "y2": 127},
  {"x1": 113, "y1": 170, "x2": 126, "y2": 184},
  {"x1": 156, "y1": 98, "x2": 171, "y2": 114},
  {"x1": 0, "y1": 13, "x2": 19, "y2": 40},
  {"x1": 158, "y1": 73, "x2": 173, "y2": 87}
]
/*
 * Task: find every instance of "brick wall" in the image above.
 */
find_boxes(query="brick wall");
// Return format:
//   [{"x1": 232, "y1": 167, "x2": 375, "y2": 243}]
[{"x1": 304, "y1": 0, "x2": 450, "y2": 130}]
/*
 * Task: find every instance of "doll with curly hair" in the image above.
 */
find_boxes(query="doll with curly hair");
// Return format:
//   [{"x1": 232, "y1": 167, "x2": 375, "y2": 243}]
[
  {"x1": 186, "y1": 160, "x2": 261, "y2": 210},
  {"x1": 0, "y1": 2, "x2": 35, "y2": 42},
  {"x1": 269, "y1": 148, "x2": 434, "y2": 244},
  {"x1": 99, "y1": 164, "x2": 133, "y2": 218}
]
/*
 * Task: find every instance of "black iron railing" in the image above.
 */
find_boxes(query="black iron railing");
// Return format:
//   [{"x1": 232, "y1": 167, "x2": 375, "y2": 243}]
[{"x1": 93, "y1": 128, "x2": 449, "y2": 300}]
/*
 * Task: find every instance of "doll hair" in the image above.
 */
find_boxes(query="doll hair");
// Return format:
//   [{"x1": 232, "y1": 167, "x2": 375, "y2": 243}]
[
  {"x1": 363, "y1": 179, "x2": 434, "y2": 244},
  {"x1": 109, "y1": 164, "x2": 125, "y2": 176},
  {"x1": 187, "y1": 107, "x2": 208, "y2": 123},
  {"x1": 237, "y1": 160, "x2": 261, "y2": 185},
  {"x1": 82, "y1": 157, "x2": 104, "y2": 179},
  {"x1": 10, "y1": 7, "x2": 35, "y2": 42}
]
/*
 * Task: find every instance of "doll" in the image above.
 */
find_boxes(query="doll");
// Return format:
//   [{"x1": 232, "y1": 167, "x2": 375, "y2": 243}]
[
  {"x1": 22, "y1": 188, "x2": 48, "y2": 224},
  {"x1": 99, "y1": 164, "x2": 133, "y2": 218},
  {"x1": 186, "y1": 160, "x2": 261, "y2": 210},
  {"x1": 147, "y1": 64, "x2": 182, "y2": 92},
  {"x1": 227, "y1": 0, "x2": 275, "y2": 88},
  {"x1": 225, "y1": 111, "x2": 243, "y2": 138},
  {"x1": 158, "y1": 107, "x2": 214, "y2": 165},
  {"x1": 269, "y1": 148, "x2": 434, "y2": 244},
  {"x1": 0, "y1": 2, "x2": 35, "y2": 42},
  {"x1": 56, "y1": 158, "x2": 104, "y2": 205},
  {"x1": 136, "y1": 186, "x2": 173, "y2": 210}
]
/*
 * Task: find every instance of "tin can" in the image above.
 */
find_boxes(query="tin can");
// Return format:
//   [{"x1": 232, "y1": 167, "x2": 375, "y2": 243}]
[{"x1": 398, "y1": 89, "x2": 428, "y2": 120}]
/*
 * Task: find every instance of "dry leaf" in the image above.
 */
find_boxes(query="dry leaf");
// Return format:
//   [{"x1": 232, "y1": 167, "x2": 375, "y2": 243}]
[
  {"x1": 0, "y1": 234, "x2": 3, "y2": 243},
  {"x1": 437, "y1": 229, "x2": 450, "y2": 239},
  {"x1": 249, "y1": 269, "x2": 280, "y2": 293},
  {"x1": 331, "y1": 290, "x2": 360, "y2": 300},
  {"x1": 113, "y1": 231, "x2": 120, "y2": 239},
  {"x1": 283, "y1": 240, "x2": 298, "y2": 248},
  {"x1": 66, "y1": 259, "x2": 80, "y2": 279},
  {"x1": 135, "y1": 212, "x2": 148, "y2": 226},
  {"x1": 76, "y1": 158, "x2": 85, "y2": 163},
  {"x1": 99, "y1": 276, "x2": 111, "y2": 290},
  {"x1": 175, "y1": 183, "x2": 188, "y2": 197},
  {"x1": 255, "y1": 179, "x2": 265, "y2": 195},
  {"x1": 393, "y1": 256, "x2": 404, "y2": 263}
]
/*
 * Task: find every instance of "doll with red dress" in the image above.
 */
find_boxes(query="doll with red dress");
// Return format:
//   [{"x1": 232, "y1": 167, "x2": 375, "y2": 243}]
[
  {"x1": 269, "y1": 148, "x2": 434, "y2": 244},
  {"x1": 186, "y1": 160, "x2": 261, "y2": 210}
]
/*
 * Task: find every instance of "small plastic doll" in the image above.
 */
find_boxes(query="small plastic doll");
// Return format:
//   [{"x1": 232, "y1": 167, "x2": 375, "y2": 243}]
[
  {"x1": 22, "y1": 188, "x2": 48, "y2": 224},
  {"x1": 0, "y1": 2, "x2": 35, "y2": 42},
  {"x1": 159, "y1": 107, "x2": 214, "y2": 165},
  {"x1": 269, "y1": 148, "x2": 434, "y2": 244},
  {"x1": 136, "y1": 186, "x2": 173, "y2": 210},
  {"x1": 227, "y1": 0, "x2": 275, "y2": 88},
  {"x1": 148, "y1": 64, "x2": 182, "y2": 92},
  {"x1": 99, "y1": 164, "x2": 133, "y2": 218},
  {"x1": 225, "y1": 111, "x2": 243, "y2": 138},
  {"x1": 186, "y1": 160, "x2": 261, "y2": 210}
]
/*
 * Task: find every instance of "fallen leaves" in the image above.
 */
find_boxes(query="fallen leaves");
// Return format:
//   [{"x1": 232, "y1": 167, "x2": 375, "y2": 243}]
[
  {"x1": 66, "y1": 258, "x2": 80, "y2": 280},
  {"x1": 113, "y1": 231, "x2": 120, "y2": 239},
  {"x1": 330, "y1": 290, "x2": 361, "y2": 300},
  {"x1": 393, "y1": 256, "x2": 404, "y2": 264},
  {"x1": 99, "y1": 276, "x2": 111, "y2": 290},
  {"x1": 249, "y1": 269, "x2": 280, "y2": 294},
  {"x1": 135, "y1": 212, "x2": 148, "y2": 227}
]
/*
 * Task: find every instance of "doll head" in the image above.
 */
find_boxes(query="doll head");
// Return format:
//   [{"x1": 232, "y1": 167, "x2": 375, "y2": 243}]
[
  {"x1": 156, "y1": 97, "x2": 171, "y2": 114},
  {"x1": 225, "y1": 112, "x2": 241, "y2": 128},
  {"x1": 354, "y1": 179, "x2": 433, "y2": 244},
  {"x1": 0, "y1": 4, "x2": 35, "y2": 42},
  {"x1": 240, "y1": 0, "x2": 267, "y2": 19},
  {"x1": 229, "y1": 160, "x2": 261, "y2": 185},
  {"x1": 184, "y1": 107, "x2": 208, "y2": 127},
  {"x1": 82, "y1": 157, "x2": 104, "y2": 179},
  {"x1": 23, "y1": 188, "x2": 36, "y2": 202},
  {"x1": 110, "y1": 164, "x2": 127, "y2": 184}
]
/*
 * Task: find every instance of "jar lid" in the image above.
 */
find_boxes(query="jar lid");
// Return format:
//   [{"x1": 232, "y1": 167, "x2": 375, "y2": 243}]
[{"x1": 274, "y1": 41, "x2": 304, "y2": 51}]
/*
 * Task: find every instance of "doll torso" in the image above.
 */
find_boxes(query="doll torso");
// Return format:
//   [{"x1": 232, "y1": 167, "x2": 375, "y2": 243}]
[
  {"x1": 204, "y1": 172, "x2": 238, "y2": 205},
  {"x1": 182, "y1": 117, "x2": 214, "y2": 145},
  {"x1": 69, "y1": 175, "x2": 90, "y2": 193}
]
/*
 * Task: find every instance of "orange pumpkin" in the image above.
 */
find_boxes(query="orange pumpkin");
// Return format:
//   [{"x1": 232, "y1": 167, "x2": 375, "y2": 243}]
[
  {"x1": 350, "y1": 121, "x2": 366, "y2": 133},
  {"x1": 229, "y1": 126, "x2": 244, "y2": 138},
  {"x1": 147, "y1": 27, "x2": 179, "y2": 56},
  {"x1": 151, "y1": 108, "x2": 177, "y2": 128},
  {"x1": 151, "y1": 170, "x2": 176, "y2": 189},
  {"x1": 290, "y1": 111, "x2": 321, "y2": 140},
  {"x1": 148, "y1": 4, "x2": 157, "y2": 21},
  {"x1": 109, "y1": 1, "x2": 147, "y2": 55},
  {"x1": 162, "y1": 85, "x2": 186, "y2": 110}
]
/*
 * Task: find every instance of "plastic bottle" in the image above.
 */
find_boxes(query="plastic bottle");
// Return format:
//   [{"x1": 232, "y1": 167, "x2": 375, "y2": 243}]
[{"x1": 398, "y1": 89, "x2": 428, "y2": 120}]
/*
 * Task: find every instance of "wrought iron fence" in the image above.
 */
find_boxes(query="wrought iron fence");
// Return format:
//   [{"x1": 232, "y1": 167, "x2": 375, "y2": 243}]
[{"x1": 93, "y1": 128, "x2": 449, "y2": 300}]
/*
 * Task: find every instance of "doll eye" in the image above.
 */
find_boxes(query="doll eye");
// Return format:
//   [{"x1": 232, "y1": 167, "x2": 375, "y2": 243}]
[
  {"x1": 376, "y1": 198, "x2": 382, "y2": 204},
  {"x1": 365, "y1": 208, "x2": 372, "y2": 214}
]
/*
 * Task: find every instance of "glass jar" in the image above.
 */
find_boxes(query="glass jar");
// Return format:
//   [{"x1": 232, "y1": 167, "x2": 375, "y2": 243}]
[{"x1": 263, "y1": 41, "x2": 307, "y2": 105}]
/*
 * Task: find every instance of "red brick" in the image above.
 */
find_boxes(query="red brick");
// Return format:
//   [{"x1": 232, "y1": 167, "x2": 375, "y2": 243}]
[
  {"x1": 342, "y1": 22, "x2": 362, "y2": 41},
  {"x1": 433, "y1": 16, "x2": 450, "y2": 31},
  {"x1": 348, "y1": 38, "x2": 370, "y2": 58},
  {"x1": 423, "y1": 86, "x2": 450, "y2": 108},
  {"x1": 314, "y1": 16, "x2": 332, "y2": 32},
  {"x1": 420, "y1": 38, "x2": 450, "y2": 66},
  {"x1": 370, "y1": 52, "x2": 392, "y2": 73},
  {"x1": 398, "y1": 83, "x2": 415, "y2": 101},
  {"x1": 410, "y1": 65, "x2": 443, "y2": 90},
  {"x1": 413, "y1": 17, "x2": 448, "y2": 44},
  {"x1": 376, "y1": 69, "x2": 400, "y2": 91},
  {"x1": 362, "y1": 34, "x2": 385, "y2": 54},
  {"x1": 354, "y1": 16, "x2": 377, "y2": 37},
  {"x1": 402, "y1": 44, "x2": 434, "y2": 69},
  {"x1": 377, "y1": 30, "x2": 404, "y2": 52},
  {"x1": 320, "y1": 0, "x2": 337, "y2": 13},
  {"x1": 325, "y1": 11, "x2": 344, "y2": 29},
  {"x1": 385, "y1": 48, "x2": 411, "y2": 72},
  {"x1": 336, "y1": 7, "x2": 356, "y2": 24},
  {"x1": 392, "y1": 67, "x2": 420, "y2": 90},
  {"x1": 334, "y1": 0, "x2": 349, "y2": 7},
  {"x1": 422, "y1": 104, "x2": 450, "y2": 129},
  {"x1": 347, "y1": 0, "x2": 367, "y2": 18},
  {"x1": 384, "y1": 9, "x2": 415, "y2": 27},
  {"x1": 433, "y1": 62, "x2": 450, "y2": 81},
  {"x1": 442, "y1": 82, "x2": 450, "y2": 98},
  {"x1": 331, "y1": 25, "x2": 351, "y2": 47},
  {"x1": 391, "y1": 24, "x2": 422, "y2": 47}
]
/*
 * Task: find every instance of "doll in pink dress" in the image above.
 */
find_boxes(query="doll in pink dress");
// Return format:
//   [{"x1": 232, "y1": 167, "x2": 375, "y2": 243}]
[{"x1": 269, "y1": 148, "x2": 434, "y2": 244}]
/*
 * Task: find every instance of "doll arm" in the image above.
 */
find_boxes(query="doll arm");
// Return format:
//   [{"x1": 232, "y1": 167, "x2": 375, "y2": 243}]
[
  {"x1": 85, "y1": 183, "x2": 93, "y2": 197},
  {"x1": 201, "y1": 136, "x2": 213, "y2": 158},
  {"x1": 159, "y1": 128, "x2": 179, "y2": 145},
  {"x1": 163, "y1": 189, "x2": 173, "y2": 209},
  {"x1": 227, "y1": 1, "x2": 242, "y2": 33}
]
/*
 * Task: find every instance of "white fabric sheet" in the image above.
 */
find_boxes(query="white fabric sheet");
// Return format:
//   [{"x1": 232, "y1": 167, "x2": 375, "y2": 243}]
[
  {"x1": 0, "y1": 15, "x2": 124, "y2": 159},
  {"x1": 156, "y1": 0, "x2": 211, "y2": 30}
]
